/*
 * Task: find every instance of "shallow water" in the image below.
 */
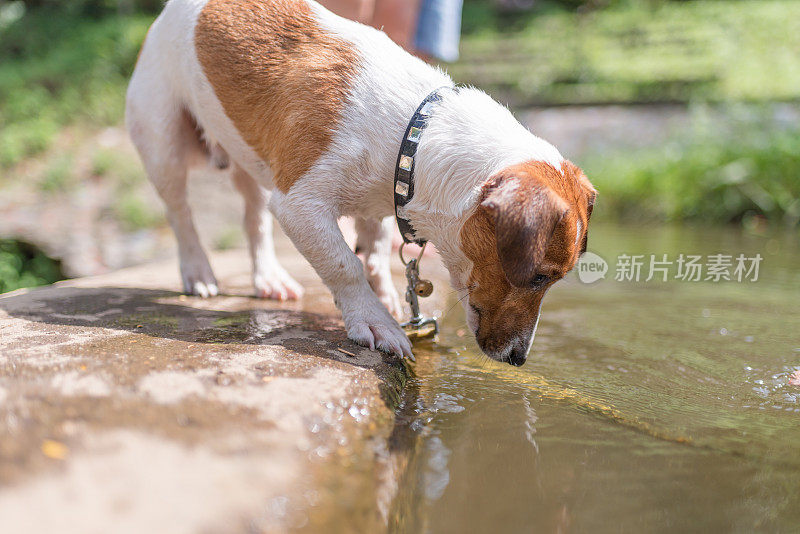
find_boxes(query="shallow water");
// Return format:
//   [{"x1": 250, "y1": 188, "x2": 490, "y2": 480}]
[{"x1": 390, "y1": 223, "x2": 800, "y2": 533}]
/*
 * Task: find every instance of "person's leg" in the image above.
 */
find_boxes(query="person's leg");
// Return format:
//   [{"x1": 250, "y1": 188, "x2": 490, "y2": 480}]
[
  {"x1": 318, "y1": 0, "x2": 375, "y2": 23},
  {"x1": 372, "y1": 0, "x2": 422, "y2": 51},
  {"x1": 414, "y1": 0, "x2": 463, "y2": 63}
]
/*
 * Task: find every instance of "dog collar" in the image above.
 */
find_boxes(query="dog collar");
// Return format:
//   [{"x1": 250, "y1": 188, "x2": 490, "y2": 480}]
[{"x1": 393, "y1": 86, "x2": 455, "y2": 245}]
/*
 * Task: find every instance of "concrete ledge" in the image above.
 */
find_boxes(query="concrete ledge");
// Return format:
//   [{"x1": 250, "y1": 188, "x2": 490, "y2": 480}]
[{"x1": 0, "y1": 245, "x2": 419, "y2": 533}]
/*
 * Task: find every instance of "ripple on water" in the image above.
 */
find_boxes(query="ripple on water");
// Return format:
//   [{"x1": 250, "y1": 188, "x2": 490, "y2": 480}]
[{"x1": 744, "y1": 364, "x2": 800, "y2": 408}]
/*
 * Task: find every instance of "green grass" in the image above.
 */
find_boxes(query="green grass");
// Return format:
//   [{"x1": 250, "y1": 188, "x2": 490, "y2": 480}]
[
  {"x1": 113, "y1": 192, "x2": 162, "y2": 232},
  {"x1": 91, "y1": 148, "x2": 117, "y2": 177},
  {"x1": 39, "y1": 154, "x2": 75, "y2": 192},
  {"x1": 213, "y1": 226, "x2": 244, "y2": 251},
  {"x1": 100, "y1": 148, "x2": 163, "y2": 231},
  {"x1": 456, "y1": 0, "x2": 800, "y2": 106},
  {"x1": 0, "y1": 6, "x2": 151, "y2": 168},
  {"x1": 584, "y1": 112, "x2": 800, "y2": 227}
]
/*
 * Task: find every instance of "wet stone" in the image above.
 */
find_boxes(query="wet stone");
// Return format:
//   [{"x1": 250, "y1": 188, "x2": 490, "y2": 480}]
[{"x1": 0, "y1": 248, "x2": 438, "y2": 533}]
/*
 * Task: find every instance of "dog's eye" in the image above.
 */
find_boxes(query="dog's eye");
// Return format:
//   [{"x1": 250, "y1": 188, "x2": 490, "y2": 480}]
[{"x1": 530, "y1": 274, "x2": 549, "y2": 287}]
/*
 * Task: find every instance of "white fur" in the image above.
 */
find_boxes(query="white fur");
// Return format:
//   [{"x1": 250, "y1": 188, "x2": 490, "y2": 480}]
[
  {"x1": 126, "y1": 0, "x2": 565, "y2": 358},
  {"x1": 306, "y1": 2, "x2": 564, "y2": 345}
]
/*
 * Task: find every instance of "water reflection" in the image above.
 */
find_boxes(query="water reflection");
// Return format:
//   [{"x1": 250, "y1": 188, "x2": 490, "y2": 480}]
[{"x1": 390, "y1": 224, "x2": 800, "y2": 532}]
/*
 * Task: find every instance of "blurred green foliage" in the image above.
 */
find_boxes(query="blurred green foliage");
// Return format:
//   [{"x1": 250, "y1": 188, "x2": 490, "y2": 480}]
[
  {"x1": 0, "y1": 239, "x2": 63, "y2": 293},
  {"x1": 585, "y1": 113, "x2": 800, "y2": 226},
  {"x1": 1, "y1": 0, "x2": 798, "y2": 234},
  {"x1": 114, "y1": 191, "x2": 163, "y2": 231},
  {"x1": 458, "y1": 0, "x2": 800, "y2": 229},
  {"x1": 0, "y1": 1, "x2": 151, "y2": 168},
  {"x1": 11, "y1": 0, "x2": 161, "y2": 17},
  {"x1": 40, "y1": 154, "x2": 75, "y2": 192},
  {"x1": 457, "y1": 0, "x2": 800, "y2": 106}
]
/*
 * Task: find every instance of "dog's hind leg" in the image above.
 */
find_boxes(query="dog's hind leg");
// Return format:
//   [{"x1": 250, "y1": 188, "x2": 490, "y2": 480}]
[
  {"x1": 126, "y1": 86, "x2": 218, "y2": 297},
  {"x1": 355, "y1": 217, "x2": 402, "y2": 319},
  {"x1": 231, "y1": 165, "x2": 303, "y2": 300}
]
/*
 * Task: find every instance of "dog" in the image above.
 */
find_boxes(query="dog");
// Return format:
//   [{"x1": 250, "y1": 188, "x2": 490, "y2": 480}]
[{"x1": 126, "y1": 0, "x2": 596, "y2": 365}]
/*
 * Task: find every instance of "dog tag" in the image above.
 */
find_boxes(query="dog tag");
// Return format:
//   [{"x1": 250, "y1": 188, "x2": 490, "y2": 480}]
[{"x1": 401, "y1": 257, "x2": 438, "y2": 341}]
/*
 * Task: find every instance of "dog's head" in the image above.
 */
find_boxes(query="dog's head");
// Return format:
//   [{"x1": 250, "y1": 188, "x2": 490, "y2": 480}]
[{"x1": 455, "y1": 160, "x2": 595, "y2": 366}]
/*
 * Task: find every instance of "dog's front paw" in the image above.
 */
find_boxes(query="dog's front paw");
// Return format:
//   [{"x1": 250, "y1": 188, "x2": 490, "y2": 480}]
[
  {"x1": 180, "y1": 260, "x2": 219, "y2": 298},
  {"x1": 347, "y1": 317, "x2": 414, "y2": 361},
  {"x1": 254, "y1": 268, "x2": 304, "y2": 301}
]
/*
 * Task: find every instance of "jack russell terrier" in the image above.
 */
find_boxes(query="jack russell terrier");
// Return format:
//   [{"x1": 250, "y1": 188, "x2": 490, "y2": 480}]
[{"x1": 126, "y1": 0, "x2": 596, "y2": 366}]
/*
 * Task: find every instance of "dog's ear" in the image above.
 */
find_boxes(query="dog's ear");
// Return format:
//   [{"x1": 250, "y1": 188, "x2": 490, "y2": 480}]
[{"x1": 481, "y1": 175, "x2": 569, "y2": 287}]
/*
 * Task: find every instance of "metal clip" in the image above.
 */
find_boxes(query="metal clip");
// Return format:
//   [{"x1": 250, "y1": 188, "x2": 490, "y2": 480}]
[{"x1": 399, "y1": 243, "x2": 439, "y2": 339}]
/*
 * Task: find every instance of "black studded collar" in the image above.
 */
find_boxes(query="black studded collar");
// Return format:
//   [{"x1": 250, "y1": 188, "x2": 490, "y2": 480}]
[{"x1": 393, "y1": 86, "x2": 455, "y2": 245}]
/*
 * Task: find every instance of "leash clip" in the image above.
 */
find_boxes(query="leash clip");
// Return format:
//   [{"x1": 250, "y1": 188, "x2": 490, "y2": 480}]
[{"x1": 399, "y1": 243, "x2": 439, "y2": 339}]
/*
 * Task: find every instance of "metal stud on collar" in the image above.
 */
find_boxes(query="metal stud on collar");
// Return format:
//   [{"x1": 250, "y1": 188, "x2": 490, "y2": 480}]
[{"x1": 399, "y1": 242, "x2": 439, "y2": 340}]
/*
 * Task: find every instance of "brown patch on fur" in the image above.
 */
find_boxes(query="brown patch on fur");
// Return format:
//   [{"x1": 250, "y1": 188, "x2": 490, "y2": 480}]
[
  {"x1": 459, "y1": 160, "x2": 595, "y2": 356},
  {"x1": 195, "y1": 0, "x2": 360, "y2": 192},
  {"x1": 460, "y1": 204, "x2": 545, "y2": 354}
]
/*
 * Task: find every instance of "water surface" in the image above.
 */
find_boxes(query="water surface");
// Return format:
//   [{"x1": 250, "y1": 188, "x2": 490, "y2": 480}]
[{"x1": 391, "y1": 223, "x2": 800, "y2": 533}]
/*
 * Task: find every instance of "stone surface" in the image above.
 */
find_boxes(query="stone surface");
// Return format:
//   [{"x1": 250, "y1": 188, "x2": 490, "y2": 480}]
[{"x1": 0, "y1": 234, "x2": 440, "y2": 533}]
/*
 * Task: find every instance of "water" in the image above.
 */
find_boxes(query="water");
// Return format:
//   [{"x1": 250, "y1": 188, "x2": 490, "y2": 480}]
[{"x1": 390, "y1": 223, "x2": 800, "y2": 533}]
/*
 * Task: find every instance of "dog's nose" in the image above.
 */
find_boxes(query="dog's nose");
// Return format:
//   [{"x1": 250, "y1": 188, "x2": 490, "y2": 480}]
[{"x1": 507, "y1": 345, "x2": 527, "y2": 366}]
